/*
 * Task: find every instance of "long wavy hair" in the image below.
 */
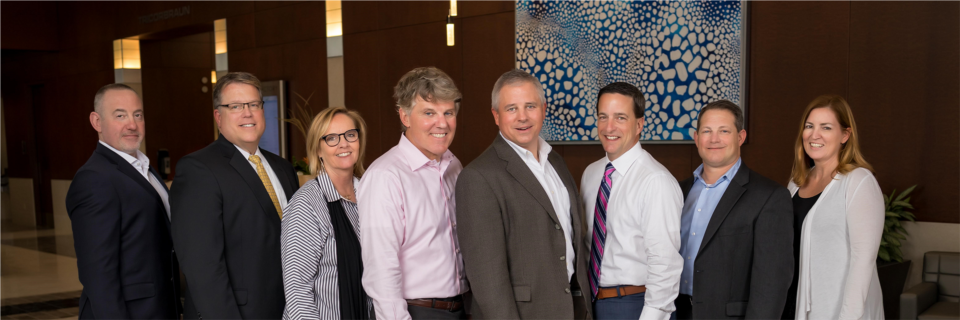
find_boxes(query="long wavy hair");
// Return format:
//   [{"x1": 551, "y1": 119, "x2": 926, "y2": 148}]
[
  {"x1": 306, "y1": 107, "x2": 368, "y2": 178},
  {"x1": 790, "y1": 95, "x2": 873, "y2": 186}
]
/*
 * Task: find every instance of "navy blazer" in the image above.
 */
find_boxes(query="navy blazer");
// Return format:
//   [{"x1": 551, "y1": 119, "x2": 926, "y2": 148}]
[
  {"x1": 66, "y1": 142, "x2": 181, "y2": 319},
  {"x1": 171, "y1": 135, "x2": 298, "y2": 320}
]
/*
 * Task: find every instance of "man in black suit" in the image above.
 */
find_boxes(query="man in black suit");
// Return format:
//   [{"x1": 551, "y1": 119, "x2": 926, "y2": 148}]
[
  {"x1": 674, "y1": 100, "x2": 793, "y2": 319},
  {"x1": 67, "y1": 83, "x2": 181, "y2": 319},
  {"x1": 171, "y1": 72, "x2": 298, "y2": 319}
]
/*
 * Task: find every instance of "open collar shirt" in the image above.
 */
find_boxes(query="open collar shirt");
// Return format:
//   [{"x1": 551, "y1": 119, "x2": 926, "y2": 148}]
[
  {"x1": 500, "y1": 133, "x2": 575, "y2": 281},
  {"x1": 358, "y1": 134, "x2": 467, "y2": 320},
  {"x1": 98, "y1": 141, "x2": 170, "y2": 219},
  {"x1": 679, "y1": 158, "x2": 742, "y2": 295},
  {"x1": 580, "y1": 142, "x2": 684, "y2": 320}
]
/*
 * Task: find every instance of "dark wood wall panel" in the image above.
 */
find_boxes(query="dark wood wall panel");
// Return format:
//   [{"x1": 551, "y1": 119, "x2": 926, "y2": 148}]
[
  {"x1": 0, "y1": 2, "x2": 58, "y2": 51},
  {"x1": 459, "y1": 12, "x2": 515, "y2": 163},
  {"x1": 343, "y1": 31, "x2": 384, "y2": 158},
  {"x1": 847, "y1": 2, "x2": 960, "y2": 223}
]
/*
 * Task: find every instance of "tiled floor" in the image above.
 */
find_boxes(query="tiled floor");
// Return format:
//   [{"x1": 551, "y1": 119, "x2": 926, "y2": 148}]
[{"x1": 1, "y1": 223, "x2": 81, "y2": 319}]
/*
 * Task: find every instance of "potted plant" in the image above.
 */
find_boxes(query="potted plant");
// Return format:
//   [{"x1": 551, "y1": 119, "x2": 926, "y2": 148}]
[
  {"x1": 285, "y1": 92, "x2": 318, "y2": 186},
  {"x1": 877, "y1": 185, "x2": 916, "y2": 318}
]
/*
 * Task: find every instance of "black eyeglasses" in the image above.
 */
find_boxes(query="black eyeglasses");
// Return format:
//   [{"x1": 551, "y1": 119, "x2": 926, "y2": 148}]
[
  {"x1": 217, "y1": 101, "x2": 264, "y2": 113},
  {"x1": 321, "y1": 129, "x2": 360, "y2": 147}
]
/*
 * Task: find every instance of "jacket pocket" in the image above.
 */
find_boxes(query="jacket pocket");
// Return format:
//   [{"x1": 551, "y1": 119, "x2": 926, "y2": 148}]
[
  {"x1": 725, "y1": 301, "x2": 747, "y2": 317},
  {"x1": 122, "y1": 282, "x2": 156, "y2": 301},
  {"x1": 513, "y1": 286, "x2": 531, "y2": 302},
  {"x1": 234, "y1": 290, "x2": 248, "y2": 306}
]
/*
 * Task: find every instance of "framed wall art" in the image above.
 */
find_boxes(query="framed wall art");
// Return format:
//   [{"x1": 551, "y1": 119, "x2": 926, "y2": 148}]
[{"x1": 516, "y1": 0, "x2": 747, "y2": 143}]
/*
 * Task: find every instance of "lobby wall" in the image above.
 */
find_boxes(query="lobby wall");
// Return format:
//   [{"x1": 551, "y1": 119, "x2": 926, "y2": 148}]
[{"x1": 342, "y1": 1, "x2": 959, "y2": 224}]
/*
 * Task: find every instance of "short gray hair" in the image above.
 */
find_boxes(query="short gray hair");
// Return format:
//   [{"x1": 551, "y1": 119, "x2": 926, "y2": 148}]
[
  {"x1": 491, "y1": 69, "x2": 544, "y2": 110},
  {"x1": 94, "y1": 83, "x2": 140, "y2": 114}
]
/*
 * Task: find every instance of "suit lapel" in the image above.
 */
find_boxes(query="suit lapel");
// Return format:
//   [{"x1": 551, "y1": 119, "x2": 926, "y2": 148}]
[
  {"x1": 697, "y1": 165, "x2": 751, "y2": 254},
  {"x1": 261, "y1": 149, "x2": 294, "y2": 200},
  {"x1": 219, "y1": 137, "x2": 282, "y2": 219},
  {"x1": 95, "y1": 144, "x2": 164, "y2": 206},
  {"x1": 494, "y1": 136, "x2": 562, "y2": 226}
]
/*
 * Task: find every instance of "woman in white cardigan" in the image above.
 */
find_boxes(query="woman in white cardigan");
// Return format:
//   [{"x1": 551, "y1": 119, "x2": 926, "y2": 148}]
[{"x1": 787, "y1": 95, "x2": 885, "y2": 320}]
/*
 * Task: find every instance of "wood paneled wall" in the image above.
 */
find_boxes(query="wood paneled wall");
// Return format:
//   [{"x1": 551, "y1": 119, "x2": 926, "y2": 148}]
[{"x1": 342, "y1": 1, "x2": 959, "y2": 223}]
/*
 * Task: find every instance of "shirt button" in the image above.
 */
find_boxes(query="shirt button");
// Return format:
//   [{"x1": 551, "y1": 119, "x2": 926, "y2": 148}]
[
  {"x1": 555, "y1": 224, "x2": 561, "y2": 230},
  {"x1": 687, "y1": 256, "x2": 691, "y2": 260},
  {"x1": 692, "y1": 232, "x2": 696, "y2": 236},
  {"x1": 560, "y1": 255, "x2": 566, "y2": 261},
  {"x1": 684, "y1": 280, "x2": 688, "y2": 284},
  {"x1": 697, "y1": 208, "x2": 701, "y2": 212},
  {"x1": 564, "y1": 288, "x2": 571, "y2": 294}
]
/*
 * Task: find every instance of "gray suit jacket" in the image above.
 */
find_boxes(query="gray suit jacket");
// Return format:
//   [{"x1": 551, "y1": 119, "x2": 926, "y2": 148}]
[
  {"x1": 679, "y1": 164, "x2": 794, "y2": 319},
  {"x1": 455, "y1": 135, "x2": 592, "y2": 320}
]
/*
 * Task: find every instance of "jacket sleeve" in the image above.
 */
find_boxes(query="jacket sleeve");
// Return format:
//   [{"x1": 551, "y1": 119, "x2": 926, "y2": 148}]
[
  {"x1": 170, "y1": 157, "x2": 243, "y2": 319},
  {"x1": 838, "y1": 170, "x2": 884, "y2": 320},
  {"x1": 745, "y1": 185, "x2": 795, "y2": 319},
  {"x1": 454, "y1": 168, "x2": 521, "y2": 320},
  {"x1": 67, "y1": 170, "x2": 130, "y2": 319}
]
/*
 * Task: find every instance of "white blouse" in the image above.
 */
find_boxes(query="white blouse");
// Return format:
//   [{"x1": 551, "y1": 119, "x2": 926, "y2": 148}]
[{"x1": 789, "y1": 167, "x2": 885, "y2": 320}]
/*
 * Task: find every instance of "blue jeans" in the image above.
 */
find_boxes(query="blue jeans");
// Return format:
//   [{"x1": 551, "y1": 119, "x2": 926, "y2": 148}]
[{"x1": 594, "y1": 291, "x2": 645, "y2": 320}]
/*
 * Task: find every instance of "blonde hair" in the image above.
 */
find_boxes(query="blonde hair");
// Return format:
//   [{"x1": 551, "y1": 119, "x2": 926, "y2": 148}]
[
  {"x1": 790, "y1": 95, "x2": 873, "y2": 186},
  {"x1": 306, "y1": 107, "x2": 368, "y2": 177}
]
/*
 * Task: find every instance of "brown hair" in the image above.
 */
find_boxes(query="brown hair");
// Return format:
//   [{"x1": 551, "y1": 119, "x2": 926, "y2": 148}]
[
  {"x1": 306, "y1": 107, "x2": 368, "y2": 177},
  {"x1": 393, "y1": 67, "x2": 461, "y2": 131},
  {"x1": 790, "y1": 95, "x2": 873, "y2": 186},
  {"x1": 596, "y1": 82, "x2": 645, "y2": 118},
  {"x1": 212, "y1": 72, "x2": 263, "y2": 109},
  {"x1": 698, "y1": 100, "x2": 744, "y2": 132}
]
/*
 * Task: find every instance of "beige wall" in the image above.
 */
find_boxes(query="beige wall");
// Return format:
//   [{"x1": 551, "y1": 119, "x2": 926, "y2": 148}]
[
  {"x1": 51, "y1": 179, "x2": 72, "y2": 235},
  {"x1": 901, "y1": 221, "x2": 960, "y2": 289},
  {"x1": 327, "y1": 56, "x2": 345, "y2": 109}
]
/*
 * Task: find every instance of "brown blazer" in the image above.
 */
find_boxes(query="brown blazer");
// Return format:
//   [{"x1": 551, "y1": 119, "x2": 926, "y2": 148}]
[{"x1": 455, "y1": 135, "x2": 592, "y2": 320}]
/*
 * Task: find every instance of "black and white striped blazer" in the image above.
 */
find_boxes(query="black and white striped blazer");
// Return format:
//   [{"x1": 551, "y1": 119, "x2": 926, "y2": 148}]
[{"x1": 281, "y1": 173, "x2": 363, "y2": 320}]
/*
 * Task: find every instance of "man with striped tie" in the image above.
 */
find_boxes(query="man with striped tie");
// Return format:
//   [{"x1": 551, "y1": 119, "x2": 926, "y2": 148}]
[
  {"x1": 456, "y1": 69, "x2": 592, "y2": 319},
  {"x1": 171, "y1": 72, "x2": 299, "y2": 319},
  {"x1": 579, "y1": 82, "x2": 684, "y2": 320}
]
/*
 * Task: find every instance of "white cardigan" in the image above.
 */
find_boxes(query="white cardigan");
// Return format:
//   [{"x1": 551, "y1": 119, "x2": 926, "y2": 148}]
[{"x1": 789, "y1": 168, "x2": 885, "y2": 320}]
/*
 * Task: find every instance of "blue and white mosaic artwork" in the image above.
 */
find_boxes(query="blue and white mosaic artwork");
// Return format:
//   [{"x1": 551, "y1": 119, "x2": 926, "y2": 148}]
[{"x1": 516, "y1": 0, "x2": 744, "y2": 142}]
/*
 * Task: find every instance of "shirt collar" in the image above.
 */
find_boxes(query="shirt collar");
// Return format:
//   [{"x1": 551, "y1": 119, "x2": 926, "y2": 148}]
[
  {"x1": 397, "y1": 133, "x2": 452, "y2": 172},
  {"x1": 605, "y1": 141, "x2": 643, "y2": 174},
  {"x1": 315, "y1": 170, "x2": 360, "y2": 203},
  {"x1": 234, "y1": 144, "x2": 263, "y2": 161},
  {"x1": 500, "y1": 132, "x2": 552, "y2": 167},
  {"x1": 99, "y1": 140, "x2": 150, "y2": 171},
  {"x1": 693, "y1": 157, "x2": 743, "y2": 187}
]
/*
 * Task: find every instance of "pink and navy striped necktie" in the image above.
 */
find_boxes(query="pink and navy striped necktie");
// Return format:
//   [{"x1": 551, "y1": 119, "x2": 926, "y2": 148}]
[{"x1": 589, "y1": 162, "x2": 615, "y2": 300}]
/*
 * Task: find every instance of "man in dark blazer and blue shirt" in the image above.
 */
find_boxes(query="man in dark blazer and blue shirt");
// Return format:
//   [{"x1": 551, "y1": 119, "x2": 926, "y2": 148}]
[
  {"x1": 674, "y1": 100, "x2": 793, "y2": 319},
  {"x1": 171, "y1": 72, "x2": 298, "y2": 319},
  {"x1": 67, "y1": 83, "x2": 181, "y2": 319}
]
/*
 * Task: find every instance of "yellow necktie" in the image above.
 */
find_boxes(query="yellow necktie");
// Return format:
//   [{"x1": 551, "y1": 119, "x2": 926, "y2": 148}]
[{"x1": 249, "y1": 155, "x2": 283, "y2": 218}]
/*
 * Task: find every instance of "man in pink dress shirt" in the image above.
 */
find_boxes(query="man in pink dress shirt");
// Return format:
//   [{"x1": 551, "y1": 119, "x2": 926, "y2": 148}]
[{"x1": 358, "y1": 67, "x2": 469, "y2": 320}]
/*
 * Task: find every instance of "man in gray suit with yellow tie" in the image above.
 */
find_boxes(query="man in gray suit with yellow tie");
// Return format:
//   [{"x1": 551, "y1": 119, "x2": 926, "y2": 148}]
[{"x1": 455, "y1": 69, "x2": 592, "y2": 320}]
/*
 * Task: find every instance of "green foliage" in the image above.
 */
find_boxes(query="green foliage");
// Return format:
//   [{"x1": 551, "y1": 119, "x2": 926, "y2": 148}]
[
  {"x1": 879, "y1": 185, "x2": 916, "y2": 263},
  {"x1": 292, "y1": 158, "x2": 310, "y2": 175}
]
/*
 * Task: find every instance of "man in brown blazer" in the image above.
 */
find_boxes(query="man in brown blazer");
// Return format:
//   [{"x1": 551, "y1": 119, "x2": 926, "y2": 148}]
[{"x1": 455, "y1": 69, "x2": 592, "y2": 320}]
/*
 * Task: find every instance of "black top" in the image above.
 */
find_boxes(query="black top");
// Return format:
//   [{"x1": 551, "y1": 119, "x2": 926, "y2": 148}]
[{"x1": 782, "y1": 191, "x2": 822, "y2": 319}]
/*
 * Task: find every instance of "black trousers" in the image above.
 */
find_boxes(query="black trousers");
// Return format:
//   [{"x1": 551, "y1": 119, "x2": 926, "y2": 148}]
[
  {"x1": 407, "y1": 305, "x2": 466, "y2": 320},
  {"x1": 674, "y1": 294, "x2": 693, "y2": 320}
]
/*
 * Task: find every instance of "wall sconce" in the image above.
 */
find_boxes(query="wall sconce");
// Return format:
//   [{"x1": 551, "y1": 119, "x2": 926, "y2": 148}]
[
  {"x1": 211, "y1": 70, "x2": 218, "y2": 83},
  {"x1": 113, "y1": 39, "x2": 141, "y2": 69},
  {"x1": 446, "y1": 15, "x2": 455, "y2": 46},
  {"x1": 450, "y1": 0, "x2": 457, "y2": 17},
  {"x1": 214, "y1": 18, "x2": 229, "y2": 80},
  {"x1": 326, "y1": 0, "x2": 343, "y2": 37}
]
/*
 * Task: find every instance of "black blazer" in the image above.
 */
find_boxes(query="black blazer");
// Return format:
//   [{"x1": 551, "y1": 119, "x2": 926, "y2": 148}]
[
  {"x1": 66, "y1": 143, "x2": 181, "y2": 319},
  {"x1": 171, "y1": 135, "x2": 298, "y2": 319},
  {"x1": 678, "y1": 163, "x2": 794, "y2": 319}
]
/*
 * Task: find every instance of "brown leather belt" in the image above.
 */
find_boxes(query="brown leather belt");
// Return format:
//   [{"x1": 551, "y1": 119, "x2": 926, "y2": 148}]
[
  {"x1": 596, "y1": 285, "x2": 647, "y2": 300},
  {"x1": 406, "y1": 298, "x2": 464, "y2": 312}
]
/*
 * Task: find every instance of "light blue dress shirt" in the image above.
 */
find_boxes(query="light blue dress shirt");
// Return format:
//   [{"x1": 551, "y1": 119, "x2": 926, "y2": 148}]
[{"x1": 678, "y1": 158, "x2": 742, "y2": 295}]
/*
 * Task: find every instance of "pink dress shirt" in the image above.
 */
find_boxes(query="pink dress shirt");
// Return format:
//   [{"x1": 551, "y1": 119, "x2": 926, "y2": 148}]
[{"x1": 358, "y1": 134, "x2": 469, "y2": 320}]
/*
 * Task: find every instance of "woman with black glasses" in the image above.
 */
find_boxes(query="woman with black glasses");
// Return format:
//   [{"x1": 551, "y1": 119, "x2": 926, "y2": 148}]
[{"x1": 281, "y1": 107, "x2": 371, "y2": 320}]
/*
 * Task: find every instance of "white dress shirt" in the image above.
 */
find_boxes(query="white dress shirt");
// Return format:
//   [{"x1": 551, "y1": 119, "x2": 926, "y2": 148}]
[
  {"x1": 501, "y1": 133, "x2": 575, "y2": 281},
  {"x1": 580, "y1": 142, "x2": 684, "y2": 320},
  {"x1": 98, "y1": 141, "x2": 170, "y2": 219},
  {"x1": 234, "y1": 145, "x2": 288, "y2": 209}
]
